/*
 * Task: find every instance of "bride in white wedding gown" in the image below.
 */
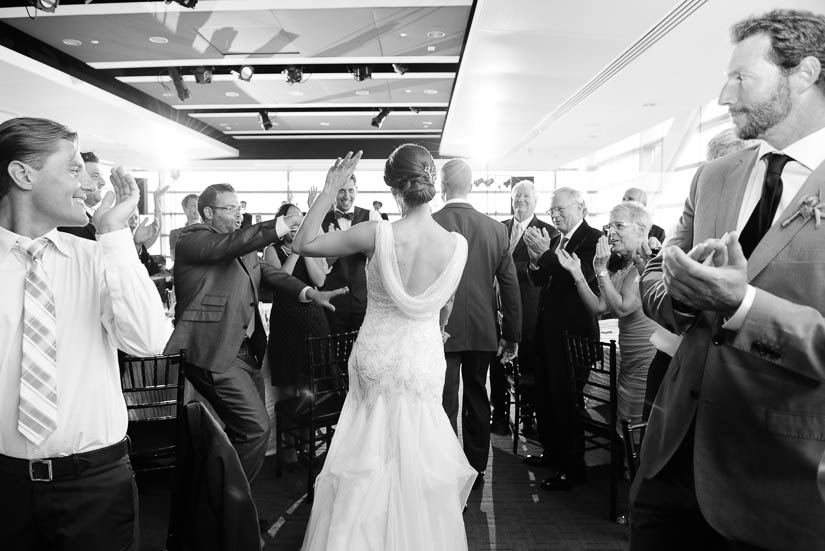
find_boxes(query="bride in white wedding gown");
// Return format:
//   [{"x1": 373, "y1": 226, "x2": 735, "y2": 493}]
[{"x1": 292, "y1": 145, "x2": 476, "y2": 550}]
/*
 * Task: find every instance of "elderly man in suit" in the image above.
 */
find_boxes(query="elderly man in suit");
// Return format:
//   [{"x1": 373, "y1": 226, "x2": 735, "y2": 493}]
[
  {"x1": 433, "y1": 158, "x2": 521, "y2": 491},
  {"x1": 630, "y1": 10, "x2": 825, "y2": 551},
  {"x1": 622, "y1": 187, "x2": 666, "y2": 245},
  {"x1": 524, "y1": 187, "x2": 602, "y2": 490},
  {"x1": 320, "y1": 174, "x2": 381, "y2": 333},
  {"x1": 164, "y1": 183, "x2": 345, "y2": 483},
  {"x1": 490, "y1": 180, "x2": 557, "y2": 436}
]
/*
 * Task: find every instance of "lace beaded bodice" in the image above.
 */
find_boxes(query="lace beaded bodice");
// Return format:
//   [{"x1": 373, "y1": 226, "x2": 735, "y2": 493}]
[{"x1": 347, "y1": 221, "x2": 467, "y2": 407}]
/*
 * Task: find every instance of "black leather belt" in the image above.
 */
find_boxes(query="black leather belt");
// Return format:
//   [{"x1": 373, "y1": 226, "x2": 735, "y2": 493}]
[{"x1": 0, "y1": 438, "x2": 128, "y2": 482}]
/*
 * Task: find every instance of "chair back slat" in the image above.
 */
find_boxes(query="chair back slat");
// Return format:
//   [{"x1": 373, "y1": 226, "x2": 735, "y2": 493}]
[
  {"x1": 306, "y1": 331, "x2": 358, "y2": 413},
  {"x1": 120, "y1": 350, "x2": 186, "y2": 423}
]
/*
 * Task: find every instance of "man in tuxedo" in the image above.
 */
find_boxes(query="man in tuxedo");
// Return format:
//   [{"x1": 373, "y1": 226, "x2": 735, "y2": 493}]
[
  {"x1": 433, "y1": 158, "x2": 521, "y2": 490},
  {"x1": 524, "y1": 187, "x2": 601, "y2": 490},
  {"x1": 622, "y1": 187, "x2": 666, "y2": 244},
  {"x1": 631, "y1": 10, "x2": 825, "y2": 550},
  {"x1": 57, "y1": 151, "x2": 103, "y2": 240},
  {"x1": 490, "y1": 180, "x2": 557, "y2": 436},
  {"x1": 165, "y1": 183, "x2": 346, "y2": 483},
  {"x1": 321, "y1": 174, "x2": 380, "y2": 333}
]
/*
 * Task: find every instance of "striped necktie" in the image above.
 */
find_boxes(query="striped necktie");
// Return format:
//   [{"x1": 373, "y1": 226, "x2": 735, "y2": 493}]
[
  {"x1": 509, "y1": 222, "x2": 522, "y2": 253},
  {"x1": 16, "y1": 237, "x2": 58, "y2": 446}
]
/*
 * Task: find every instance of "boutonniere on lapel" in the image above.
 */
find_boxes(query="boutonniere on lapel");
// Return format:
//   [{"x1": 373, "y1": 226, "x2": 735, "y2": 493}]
[{"x1": 781, "y1": 190, "x2": 824, "y2": 229}]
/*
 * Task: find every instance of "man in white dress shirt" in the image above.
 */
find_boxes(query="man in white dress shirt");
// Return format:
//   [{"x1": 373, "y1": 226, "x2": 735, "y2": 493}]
[{"x1": 0, "y1": 117, "x2": 172, "y2": 551}]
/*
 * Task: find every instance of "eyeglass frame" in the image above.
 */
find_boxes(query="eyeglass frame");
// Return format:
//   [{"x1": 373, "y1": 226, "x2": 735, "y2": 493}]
[
  {"x1": 602, "y1": 221, "x2": 638, "y2": 234},
  {"x1": 546, "y1": 202, "x2": 579, "y2": 215},
  {"x1": 208, "y1": 204, "x2": 241, "y2": 215}
]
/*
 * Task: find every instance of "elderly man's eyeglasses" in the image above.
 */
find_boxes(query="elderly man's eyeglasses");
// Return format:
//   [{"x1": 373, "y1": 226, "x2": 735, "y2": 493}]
[
  {"x1": 209, "y1": 205, "x2": 240, "y2": 215},
  {"x1": 547, "y1": 202, "x2": 577, "y2": 215},
  {"x1": 602, "y1": 221, "x2": 633, "y2": 233}
]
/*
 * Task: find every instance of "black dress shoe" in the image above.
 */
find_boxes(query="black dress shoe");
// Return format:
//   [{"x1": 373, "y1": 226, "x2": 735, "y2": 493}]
[
  {"x1": 540, "y1": 471, "x2": 585, "y2": 491},
  {"x1": 523, "y1": 453, "x2": 555, "y2": 467},
  {"x1": 472, "y1": 472, "x2": 485, "y2": 490}
]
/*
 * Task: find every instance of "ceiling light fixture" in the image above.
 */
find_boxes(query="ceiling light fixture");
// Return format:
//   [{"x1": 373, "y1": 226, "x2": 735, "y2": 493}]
[
  {"x1": 231, "y1": 65, "x2": 254, "y2": 82},
  {"x1": 164, "y1": 0, "x2": 197, "y2": 8},
  {"x1": 27, "y1": 0, "x2": 58, "y2": 12},
  {"x1": 192, "y1": 66, "x2": 213, "y2": 84},
  {"x1": 409, "y1": 106, "x2": 421, "y2": 114},
  {"x1": 371, "y1": 108, "x2": 391, "y2": 129},
  {"x1": 392, "y1": 63, "x2": 408, "y2": 76},
  {"x1": 168, "y1": 67, "x2": 190, "y2": 101},
  {"x1": 284, "y1": 65, "x2": 303, "y2": 84},
  {"x1": 259, "y1": 111, "x2": 273, "y2": 131},
  {"x1": 350, "y1": 65, "x2": 372, "y2": 82}
]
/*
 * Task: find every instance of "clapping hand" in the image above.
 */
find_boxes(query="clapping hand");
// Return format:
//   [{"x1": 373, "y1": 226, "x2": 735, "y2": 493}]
[
  {"x1": 306, "y1": 286, "x2": 349, "y2": 311},
  {"x1": 307, "y1": 186, "x2": 319, "y2": 209},
  {"x1": 556, "y1": 247, "x2": 583, "y2": 278},
  {"x1": 633, "y1": 236, "x2": 660, "y2": 275},
  {"x1": 662, "y1": 232, "x2": 747, "y2": 315},
  {"x1": 593, "y1": 236, "x2": 611, "y2": 273},
  {"x1": 497, "y1": 338, "x2": 518, "y2": 364},
  {"x1": 323, "y1": 151, "x2": 362, "y2": 196},
  {"x1": 523, "y1": 227, "x2": 555, "y2": 263},
  {"x1": 94, "y1": 166, "x2": 141, "y2": 234},
  {"x1": 133, "y1": 217, "x2": 160, "y2": 246}
]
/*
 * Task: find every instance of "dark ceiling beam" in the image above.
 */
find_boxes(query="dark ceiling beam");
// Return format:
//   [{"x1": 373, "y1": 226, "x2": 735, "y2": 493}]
[
  {"x1": 234, "y1": 137, "x2": 445, "y2": 161},
  {"x1": 180, "y1": 106, "x2": 446, "y2": 115},
  {"x1": 0, "y1": 19, "x2": 236, "y2": 148},
  {"x1": 104, "y1": 62, "x2": 458, "y2": 79}
]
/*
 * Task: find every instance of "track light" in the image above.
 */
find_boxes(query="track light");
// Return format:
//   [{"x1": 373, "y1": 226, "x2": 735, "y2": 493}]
[
  {"x1": 371, "y1": 108, "x2": 391, "y2": 129},
  {"x1": 192, "y1": 66, "x2": 213, "y2": 84},
  {"x1": 409, "y1": 106, "x2": 421, "y2": 114},
  {"x1": 164, "y1": 0, "x2": 198, "y2": 8},
  {"x1": 231, "y1": 65, "x2": 254, "y2": 82},
  {"x1": 168, "y1": 67, "x2": 190, "y2": 101},
  {"x1": 27, "y1": 0, "x2": 59, "y2": 11},
  {"x1": 259, "y1": 111, "x2": 273, "y2": 131},
  {"x1": 392, "y1": 63, "x2": 408, "y2": 76},
  {"x1": 350, "y1": 65, "x2": 372, "y2": 82},
  {"x1": 284, "y1": 66, "x2": 303, "y2": 84}
]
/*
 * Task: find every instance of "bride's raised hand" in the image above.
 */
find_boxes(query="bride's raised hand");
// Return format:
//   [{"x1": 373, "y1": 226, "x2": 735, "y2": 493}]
[{"x1": 323, "y1": 150, "x2": 363, "y2": 195}]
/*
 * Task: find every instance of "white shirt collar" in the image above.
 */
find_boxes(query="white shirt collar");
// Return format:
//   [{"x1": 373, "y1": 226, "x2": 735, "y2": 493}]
[
  {"x1": 444, "y1": 198, "x2": 471, "y2": 205},
  {"x1": 513, "y1": 214, "x2": 535, "y2": 231},
  {"x1": 773, "y1": 125, "x2": 825, "y2": 171},
  {"x1": 563, "y1": 219, "x2": 584, "y2": 240}
]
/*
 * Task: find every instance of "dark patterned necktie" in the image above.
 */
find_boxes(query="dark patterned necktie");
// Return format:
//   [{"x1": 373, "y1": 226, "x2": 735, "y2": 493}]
[{"x1": 739, "y1": 152, "x2": 792, "y2": 259}]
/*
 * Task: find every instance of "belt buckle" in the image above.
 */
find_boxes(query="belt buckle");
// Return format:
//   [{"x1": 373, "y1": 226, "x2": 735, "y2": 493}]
[{"x1": 29, "y1": 459, "x2": 53, "y2": 482}]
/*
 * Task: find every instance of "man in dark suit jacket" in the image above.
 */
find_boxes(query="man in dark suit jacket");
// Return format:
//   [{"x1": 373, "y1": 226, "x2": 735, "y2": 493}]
[
  {"x1": 491, "y1": 180, "x2": 558, "y2": 435},
  {"x1": 524, "y1": 186, "x2": 601, "y2": 490},
  {"x1": 433, "y1": 159, "x2": 521, "y2": 490},
  {"x1": 58, "y1": 151, "x2": 104, "y2": 240},
  {"x1": 321, "y1": 174, "x2": 379, "y2": 333},
  {"x1": 164, "y1": 183, "x2": 344, "y2": 483}
]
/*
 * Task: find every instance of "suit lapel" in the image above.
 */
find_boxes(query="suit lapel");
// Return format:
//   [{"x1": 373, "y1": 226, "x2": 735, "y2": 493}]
[
  {"x1": 747, "y1": 158, "x2": 825, "y2": 280},
  {"x1": 716, "y1": 149, "x2": 758, "y2": 237},
  {"x1": 237, "y1": 254, "x2": 259, "y2": 300},
  {"x1": 566, "y1": 220, "x2": 591, "y2": 252}
]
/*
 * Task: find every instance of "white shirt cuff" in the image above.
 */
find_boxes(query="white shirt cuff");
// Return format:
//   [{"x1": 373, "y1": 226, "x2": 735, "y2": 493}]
[
  {"x1": 275, "y1": 216, "x2": 290, "y2": 239},
  {"x1": 98, "y1": 227, "x2": 142, "y2": 266},
  {"x1": 722, "y1": 285, "x2": 756, "y2": 331}
]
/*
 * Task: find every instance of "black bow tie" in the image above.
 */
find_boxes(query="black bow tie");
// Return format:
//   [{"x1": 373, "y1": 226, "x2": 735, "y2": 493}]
[{"x1": 334, "y1": 211, "x2": 353, "y2": 221}]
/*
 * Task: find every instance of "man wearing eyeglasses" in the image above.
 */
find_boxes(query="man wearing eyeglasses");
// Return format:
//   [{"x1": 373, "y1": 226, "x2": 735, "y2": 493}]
[
  {"x1": 165, "y1": 183, "x2": 348, "y2": 485},
  {"x1": 523, "y1": 187, "x2": 602, "y2": 491},
  {"x1": 57, "y1": 151, "x2": 104, "y2": 241}
]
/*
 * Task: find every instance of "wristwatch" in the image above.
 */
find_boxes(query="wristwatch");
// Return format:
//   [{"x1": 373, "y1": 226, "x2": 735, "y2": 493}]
[{"x1": 597, "y1": 270, "x2": 608, "y2": 277}]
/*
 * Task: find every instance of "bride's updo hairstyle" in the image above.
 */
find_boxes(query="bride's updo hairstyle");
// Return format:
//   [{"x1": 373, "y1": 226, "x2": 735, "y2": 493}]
[{"x1": 383, "y1": 143, "x2": 437, "y2": 207}]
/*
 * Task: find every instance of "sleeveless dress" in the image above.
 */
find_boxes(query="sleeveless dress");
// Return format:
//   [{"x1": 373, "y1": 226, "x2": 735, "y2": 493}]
[
  {"x1": 612, "y1": 265, "x2": 658, "y2": 428},
  {"x1": 302, "y1": 220, "x2": 476, "y2": 551}
]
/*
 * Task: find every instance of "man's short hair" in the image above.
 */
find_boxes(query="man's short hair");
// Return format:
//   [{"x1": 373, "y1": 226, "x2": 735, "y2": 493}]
[
  {"x1": 373, "y1": 201, "x2": 383, "y2": 209},
  {"x1": 81, "y1": 151, "x2": 100, "y2": 164},
  {"x1": 732, "y1": 9, "x2": 825, "y2": 95},
  {"x1": 511, "y1": 180, "x2": 537, "y2": 197},
  {"x1": 198, "y1": 183, "x2": 235, "y2": 220},
  {"x1": 440, "y1": 158, "x2": 473, "y2": 196},
  {"x1": 181, "y1": 193, "x2": 198, "y2": 210},
  {"x1": 0, "y1": 117, "x2": 78, "y2": 203}
]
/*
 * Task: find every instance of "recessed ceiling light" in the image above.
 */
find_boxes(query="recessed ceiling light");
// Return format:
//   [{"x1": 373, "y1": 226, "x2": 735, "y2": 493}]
[
  {"x1": 149, "y1": 36, "x2": 169, "y2": 44},
  {"x1": 404, "y1": 89, "x2": 412, "y2": 94},
  {"x1": 62, "y1": 39, "x2": 82, "y2": 47},
  {"x1": 355, "y1": 90, "x2": 370, "y2": 96},
  {"x1": 427, "y1": 31, "x2": 446, "y2": 39},
  {"x1": 90, "y1": 40, "x2": 100, "y2": 45},
  {"x1": 320, "y1": 122, "x2": 330, "y2": 126},
  {"x1": 642, "y1": 102, "x2": 656, "y2": 107},
  {"x1": 162, "y1": 92, "x2": 174, "y2": 97},
  {"x1": 422, "y1": 121, "x2": 432, "y2": 125},
  {"x1": 423, "y1": 89, "x2": 438, "y2": 95},
  {"x1": 400, "y1": 33, "x2": 408, "y2": 38},
  {"x1": 225, "y1": 91, "x2": 240, "y2": 97},
  {"x1": 290, "y1": 90, "x2": 304, "y2": 97},
  {"x1": 427, "y1": 46, "x2": 436, "y2": 52}
]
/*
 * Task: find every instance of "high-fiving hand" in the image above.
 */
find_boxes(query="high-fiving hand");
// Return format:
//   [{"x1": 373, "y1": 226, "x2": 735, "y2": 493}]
[
  {"x1": 94, "y1": 166, "x2": 141, "y2": 234},
  {"x1": 324, "y1": 151, "x2": 363, "y2": 196}
]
